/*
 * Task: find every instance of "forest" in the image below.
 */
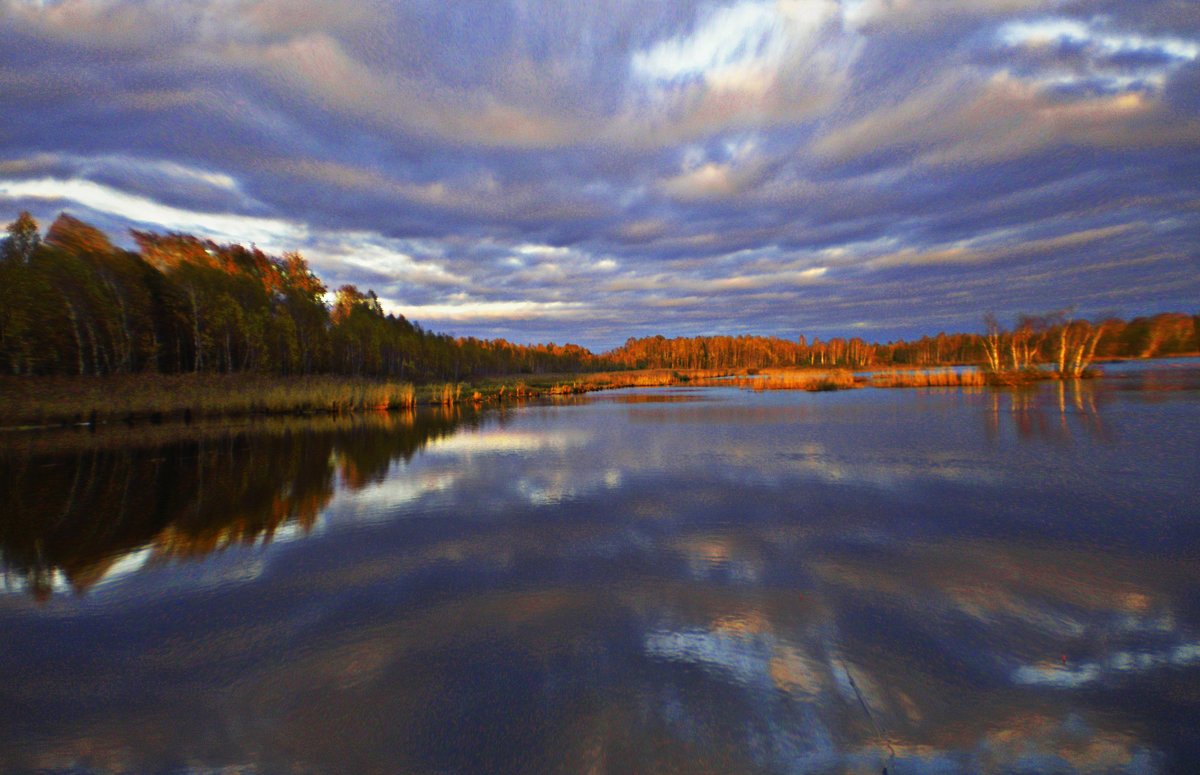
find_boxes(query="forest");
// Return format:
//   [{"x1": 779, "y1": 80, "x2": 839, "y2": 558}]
[
  {"x1": 0, "y1": 212, "x2": 606, "y2": 380},
  {"x1": 2, "y1": 211, "x2": 1197, "y2": 381},
  {"x1": 610, "y1": 309, "x2": 1200, "y2": 375}
]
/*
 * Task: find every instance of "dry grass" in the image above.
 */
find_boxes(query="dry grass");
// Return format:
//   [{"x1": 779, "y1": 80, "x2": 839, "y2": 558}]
[
  {"x1": 0, "y1": 365, "x2": 1014, "y2": 430},
  {"x1": 661, "y1": 369, "x2": 862, "y2": 391},
  {"x1": 0, "y1": 374, "x2": 425, "y2": 428},
  {"x1": 749, "y1": 370, "x2": 861, "y2": 391},
  {"x1": 980, "y1": 368, "x2": 1058, "y2": 386},
  {"x1": 572, "y1": 368, "x2": 734, "y2": 388},
  {"x1": 868, "y1": 368, "x2": 987, "y2": 388},
  {"x1": 0, "y1": 370, "x2": 685, "y2": 428}
]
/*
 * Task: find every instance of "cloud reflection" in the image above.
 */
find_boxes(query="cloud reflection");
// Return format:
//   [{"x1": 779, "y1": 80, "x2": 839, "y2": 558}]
[{"x1": 2, "y1": 379, "x2": 1198, "y2": 771}]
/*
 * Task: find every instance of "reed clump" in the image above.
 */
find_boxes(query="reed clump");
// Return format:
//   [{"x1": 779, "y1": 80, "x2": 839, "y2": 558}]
[
  {"x1": 869, "y1": 368, "x2": 987, "y2": 388},
  {"x1": 741, "y1": 370, "x2": 860, "y2": 391},
  {"x1": 574, "y1": 369, "x2": 734, "y2": 389},
  {"x1": 981, "y1": 368, "x2": 1056, "y2": 387}
]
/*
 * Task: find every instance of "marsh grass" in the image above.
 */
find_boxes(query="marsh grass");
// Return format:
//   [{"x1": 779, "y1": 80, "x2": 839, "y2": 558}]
[
  {"x1": 575, "y1": 369, "x2": 734, "y2": 388},
  {"x1": 750, "y1": 370, "x2": 860, "y2": 391},
  {"x1": 0, "y1": 374, "x2": 426, "y2": 428},
  {"x1": 868, "y1": 368, "x2": 988, "y2": 388},
  {"x1": 980, "y1": 368, "x2": 1058, "y2": 387},
  {"x1": 0, "y1": 365, "x2": 1030, "y2": 430},
  {"x1": 678, "y1": 369, "x2": 862, "y2": 391},
  {"x1": 0, "y1": 370, "x2": 671, "y2": 428}
]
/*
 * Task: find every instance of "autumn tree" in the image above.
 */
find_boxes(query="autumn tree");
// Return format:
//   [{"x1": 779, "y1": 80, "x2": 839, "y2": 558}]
[
  {"x1": 41, "y1": 215, "x2": 163, "y2": 374},
  {"x1": 0, "y1": 213, "x2": 40, "y2": 373},
  {"x1": 330, "y1": 285, "x2": 387, "y2": 376},
  {"x1": 2, "y1": 211, "x2": 40, "y2": 263},
  {"x1": 277, "y1": 251, "x2": 328, "y2": 373}
]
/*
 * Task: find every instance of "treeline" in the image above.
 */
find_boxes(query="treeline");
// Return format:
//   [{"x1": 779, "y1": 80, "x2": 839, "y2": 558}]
[
  {"x1": 0, "y1": 213, "x2": 610, "y2": 379},
  {"x1": 3, "y1": 212, "x2": 1197, "y2": 380},
  {"x1": 608, "y1": 313, "x2": 1200, "y2": 372},
  {"x1": 610, "y1": 333, "x2": 879, "y2": 370}
]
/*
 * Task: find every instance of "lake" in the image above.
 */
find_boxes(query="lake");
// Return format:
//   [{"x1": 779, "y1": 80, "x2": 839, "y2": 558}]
[{"x1": 2, "y1": 362, "x2": 1199, "y2": 774}]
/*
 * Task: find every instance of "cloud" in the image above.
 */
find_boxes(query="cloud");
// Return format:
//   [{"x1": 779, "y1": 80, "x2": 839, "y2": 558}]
[
  {"x1": 867, "y1": 223, "x2": 1145, "y2": 268},
  {"x1": 1, "y1": 0, "x2": 1197, "y2": 349},
  {"x1": 228, "y1": 33, "x2": 582, "y2": 148},
  {"x1": 0, "y1": 176, "x2": 303, "y2": 248},
  {"x1": 811, "y1": 63, "x2": 1199, "y2": 168},
  {"x1": 604, "y1": 264, "x2": 827, "y2": 295},
  {"x1": 843, "y1": 0, "x2": 1054, "y2": 32},
  {"x1": 630, "y1": 1, "x2": 802, "y2": 91},
  {"x1": 617, "y1": 0, "x2": 861, "y2": 145},
  {"x1": 996, "y1": 17, "x2": 1200, "y2": 63},
  {"x1": 661, "y1": 162, "x2": 740, "y2": 200},
  {"x1": 310, "y1": 234, "x2": 467, "y2": 289},
  {"x1": 389, "y1": 299, "x2": 591, "y2": 323}
]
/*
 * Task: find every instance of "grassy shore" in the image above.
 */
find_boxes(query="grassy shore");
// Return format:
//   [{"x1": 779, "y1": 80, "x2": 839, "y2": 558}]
[
  {"x1": 0, "y1": 365, "x2": 1078, "y2": 430},
  {"x1": 0, "y1": 370, "x2": 728, "y2": 429}
]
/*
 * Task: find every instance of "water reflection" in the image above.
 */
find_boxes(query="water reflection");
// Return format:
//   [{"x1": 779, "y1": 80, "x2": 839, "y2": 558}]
[
  {"x1": 982, "y1": 380, "x2": 1108, "y2": 444},
  {"x1": 2, "y1": 370, "x2": 1198, "y2": 773},
  {"x1": 0, "y1": 408, "x2": 476, "y2": 599}
]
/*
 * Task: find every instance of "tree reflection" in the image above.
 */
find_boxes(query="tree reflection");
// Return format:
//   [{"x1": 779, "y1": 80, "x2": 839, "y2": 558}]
[
  {"x1": 0, "y1": 409, "x2": 474, "y2": 598},
  {"x1": 985, "y1": 380, "x2": 1107, "y2": 444}
]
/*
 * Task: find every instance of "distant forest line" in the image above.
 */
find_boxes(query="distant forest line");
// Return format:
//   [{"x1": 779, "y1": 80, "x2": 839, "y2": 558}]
[{"x1": 2, "y1": 212, "x2": 1197, "y2": 380}]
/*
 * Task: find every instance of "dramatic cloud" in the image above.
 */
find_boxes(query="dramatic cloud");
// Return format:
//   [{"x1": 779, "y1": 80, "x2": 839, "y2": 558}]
[{"x1": 2, "y1": 0, "x2": 1197, "y2": 349}]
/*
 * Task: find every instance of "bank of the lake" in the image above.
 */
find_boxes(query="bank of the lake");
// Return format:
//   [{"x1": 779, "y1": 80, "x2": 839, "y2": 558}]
[
  {"x1": 6, "y1": 358, "x2": 1191, "y2": 430},
  {"x1": 0, "y1": 371, "x2": 678, "y2": 429}
]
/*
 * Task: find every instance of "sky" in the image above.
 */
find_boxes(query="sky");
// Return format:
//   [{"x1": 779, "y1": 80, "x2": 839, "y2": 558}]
[{"x1": 2, "y1": 0, "x2": 1198, "y2": 351}]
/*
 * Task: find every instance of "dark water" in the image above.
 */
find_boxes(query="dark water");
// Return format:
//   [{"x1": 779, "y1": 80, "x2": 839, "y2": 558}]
[{"x1": 2, "y1": 364, "x2": 1199, "y2": 774}]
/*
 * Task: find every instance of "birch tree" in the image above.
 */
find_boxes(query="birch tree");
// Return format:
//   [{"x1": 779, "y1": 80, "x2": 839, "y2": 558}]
[
  {"x1": 981, "y1": 313, "x2": 1004, "y2": 372},
  {"x1": 1055, "y1": 315, "x2": 1107, "y2": 378}
]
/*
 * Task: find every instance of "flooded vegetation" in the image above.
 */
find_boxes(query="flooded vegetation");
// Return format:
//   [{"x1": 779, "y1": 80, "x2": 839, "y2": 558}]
[{"x1": 1, "y1": 360, "x2": 1198, "y2": 773}]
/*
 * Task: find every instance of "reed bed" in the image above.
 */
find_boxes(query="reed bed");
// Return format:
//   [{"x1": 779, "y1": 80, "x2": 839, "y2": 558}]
[
  {"x1": 868, "y1": 368, "x2": 987, "y2": 388},
  {"x1": 573, "y1": 369, "x2": 734, "y2": 389},
  {"x1": 0, "y1": 370, "x2": 644, "y2": 429},
  {"x1": 688, "y1": 369, "x2": 861, "y2": 391},
  {"x1": 1, "y1": 365, "x2": 1010, "y2": 430},
  {"x1": 980, "y1": 368, "x2": 1059, "y2": 386},
  {"x1": 748, "y1": 370, "x2": 860, "y2": 391},
  {"x1": 0, "y1": 374, "x2": 427, "y2": 428}
]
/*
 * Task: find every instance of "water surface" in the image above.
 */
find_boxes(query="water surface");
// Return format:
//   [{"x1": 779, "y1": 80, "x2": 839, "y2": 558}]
[{"x1": 2, "y1": 366, "x2": 1199, "y2": 774}]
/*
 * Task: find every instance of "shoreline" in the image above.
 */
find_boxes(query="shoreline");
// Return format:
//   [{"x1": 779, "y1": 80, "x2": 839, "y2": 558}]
[
  {"x1": 0, "y1": 370, "x2": 718, "y2": 431},
  {"x1": 3, "y1": 358, "x2": 1194, "y2": 432}
]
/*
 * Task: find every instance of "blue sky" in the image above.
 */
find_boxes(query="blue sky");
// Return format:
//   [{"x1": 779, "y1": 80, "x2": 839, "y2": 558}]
[{"x1": 2, "y1": 0, "x2": 1198, "y2": 350}]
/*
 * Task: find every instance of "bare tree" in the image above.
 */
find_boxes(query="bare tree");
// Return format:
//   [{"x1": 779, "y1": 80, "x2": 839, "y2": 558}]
[
  {"x1": 1055, "y1": 313, "x2": 1107, "y2": 378},
  {"x1": 981, "y1": 312, "x2": 1003, "y2": 372},
  {"x1": 1012, "y1": 314, "x2": 1049, "y2": 370}
]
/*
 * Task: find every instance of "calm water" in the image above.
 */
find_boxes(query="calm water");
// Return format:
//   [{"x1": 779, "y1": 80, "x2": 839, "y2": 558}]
[{"x1": 2, "y1": 364, "x2": 1199, "y2": 774}]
